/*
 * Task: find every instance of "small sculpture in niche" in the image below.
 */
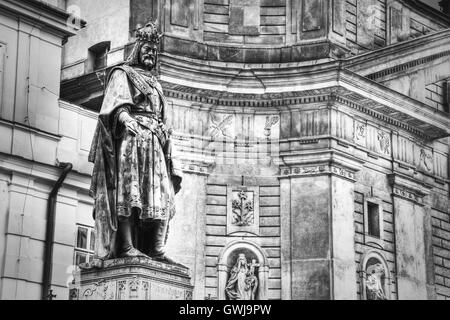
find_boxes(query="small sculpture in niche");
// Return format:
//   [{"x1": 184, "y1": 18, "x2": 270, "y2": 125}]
[
  {"x1": 365, "y1": 262, "x2": 387, "y2": 300},
  {"x1": 225, "y1": 253, "x2": 260, "y2": 300},
  {"x1": 231, "y1": 190, "x2": 255, "y2": 227},
  {"x1": 245, "y1": 259, "x2": 260, "y2": 300}
]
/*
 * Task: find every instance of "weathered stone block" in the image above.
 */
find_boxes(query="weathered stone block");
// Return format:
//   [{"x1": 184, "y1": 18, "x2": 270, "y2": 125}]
[
  {"x1": 302, "y1": 0, "x2": 324, "y2": 32},
  {"x1": 170, "y1": 0, "x2": 191, "y2": 28},
  {"x1": 291, "y1": 259, "x2": 331, "y2": 300},
  {"x1": 229, "y1": 0, "x2": 261, "y2": 36}
]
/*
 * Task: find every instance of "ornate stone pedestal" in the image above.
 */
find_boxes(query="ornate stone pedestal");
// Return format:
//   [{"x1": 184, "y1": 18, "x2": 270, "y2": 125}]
[{"x1": 69, "y1": 257, "x2": 193, "y2": 300}]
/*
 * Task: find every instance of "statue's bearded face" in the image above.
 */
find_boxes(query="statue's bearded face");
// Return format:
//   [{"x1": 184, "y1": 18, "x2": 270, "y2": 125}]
[{"x1": 139, "y1": 43, "x2": 158, "y2": 70}]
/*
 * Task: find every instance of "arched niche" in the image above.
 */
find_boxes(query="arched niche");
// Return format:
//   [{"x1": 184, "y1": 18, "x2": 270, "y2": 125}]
[
  {"x1": 360, "y1": 250, "x2": 391, "y2": 300},
  {"x1": 217, "y1": 240, "x2": 269, "y2": 300}
]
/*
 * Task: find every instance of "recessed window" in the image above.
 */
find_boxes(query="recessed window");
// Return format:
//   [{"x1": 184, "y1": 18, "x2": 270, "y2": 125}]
[
  {"x1": 74, "y1": 225, "x2": 95, "y2": 265},
  {"x1": 86, "y1": 41, "x2": 110, "y2": 73},
  {"x1": 367, "y1": 202, "x2": 380, "y2": 238}
]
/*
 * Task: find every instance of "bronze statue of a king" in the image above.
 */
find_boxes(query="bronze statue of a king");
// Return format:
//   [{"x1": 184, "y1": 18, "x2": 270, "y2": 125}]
[{"x1": 88, "y1": 21, "x2": 182, "y2": 266}]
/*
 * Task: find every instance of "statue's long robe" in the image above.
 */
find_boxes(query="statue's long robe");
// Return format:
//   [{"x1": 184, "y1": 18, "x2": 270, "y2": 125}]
[
  {"x1": 225, "y1": 260, "x2": 249, "y2": 300},
  {"x1": 89, "y1": 66, "x2": 182, "y2": 260}
]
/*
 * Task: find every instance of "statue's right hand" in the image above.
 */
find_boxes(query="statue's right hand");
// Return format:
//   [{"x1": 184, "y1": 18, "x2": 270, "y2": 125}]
[{"x1": 125, "y1": 120, "x2": 140, "y2": 136}]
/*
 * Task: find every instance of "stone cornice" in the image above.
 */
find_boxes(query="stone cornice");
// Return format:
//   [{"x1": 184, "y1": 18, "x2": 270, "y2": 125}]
[
  {"x1": 0, "y1": 0, "x2": 83, "y2": 37},
  {"x1": 61, "y1": 54, "x2": 450, "y2": 140},
  {"x1": 0, "y1": 118, "x2": 61, "y2": 141},
  {"x1": 400, "y1": 0, "x2": 450, "y2": 25},
  {"x1": 279, "y1": 150, "x2": 364, "y2": 181},
  {"x1": 178, "y1": 160, "x2": 212, "y2": 176},
  {"x1": 388, "y1": 173, "x2": 432, "y2": 205},
  {"x1": 366, "y1": 50, "x2": 450, "y2": 81},
  {"x1": 279, "y1": 163, "x2": 358, "y2": 182},
  {"x1": 59, "y1": 99, "x2": 98, "y2": 120},
  {"x1": 343, "y1": 29, "x2": 450, "y2": 77},
  {"x1": 0, "y1": 152, "x2": 91, "y2": 193},
  {"x1": 337, "y1": 71, "x2": 449, "y2": 139}
]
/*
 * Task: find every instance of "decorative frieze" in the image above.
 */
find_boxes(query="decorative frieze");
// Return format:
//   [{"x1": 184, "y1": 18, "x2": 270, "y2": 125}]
[
  {"x1": 388, "y1": 174, "x2": 430, "y2": 206},
  {"x1": 280, "y1": 164, "x2": 356, "y2": 181},
  {"x1": 180, "y1": 161, "x2": 211, "y2": 175},
  {"x1": 392, "y1": 186, "x2": 424, "y2": 205}
]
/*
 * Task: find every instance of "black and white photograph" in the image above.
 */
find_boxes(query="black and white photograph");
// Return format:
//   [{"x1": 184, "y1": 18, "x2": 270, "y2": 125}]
[{"x1": 0, "y1": 0, "x2": 448, "y2": 309}]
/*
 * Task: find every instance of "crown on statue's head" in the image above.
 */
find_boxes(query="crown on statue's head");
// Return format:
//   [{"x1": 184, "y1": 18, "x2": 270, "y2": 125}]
[{"x1": 135, "y1": 20, "x2": 161, "y2": 45}]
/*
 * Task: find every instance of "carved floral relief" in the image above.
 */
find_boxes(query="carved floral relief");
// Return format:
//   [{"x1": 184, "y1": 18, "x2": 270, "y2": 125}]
[
  {"x1": 231, "y1": 190, "x2": 255, "y2": 227},
  {"x1": 227, "y1": 186, "x2": 260, "y2": 236}
]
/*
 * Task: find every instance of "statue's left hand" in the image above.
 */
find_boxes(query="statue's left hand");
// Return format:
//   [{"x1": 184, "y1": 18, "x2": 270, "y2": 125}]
[{"x1": 158, "y1": 122, "x2": 168, "y2": 133}]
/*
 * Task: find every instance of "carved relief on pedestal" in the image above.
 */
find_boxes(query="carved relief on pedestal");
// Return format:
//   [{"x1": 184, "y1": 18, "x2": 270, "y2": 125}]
[
  {"x1": 129, "y1": 276, "x2": 139, "y2": 299},
  {"x1": 70, "y1": 257, "x2": 193, "y2": 300},
  {"x1": 142, "y1": 281, "x2": 150, "y2": 300},
  {"x1": 377, "y1": 131, "x2": 391, "y2": 155},
  {"x1": 117, "y1": 280, "x2": 127, "y2": 300},
  {"x1": 360, "y1": 251, "x2": 391, "y2": 300},
  {"x1": 78, "y1": 279, "x2": 116, "y2": 300},
  {"x1": 227, "y1": 186, "x2": 259, "y2": 236}
]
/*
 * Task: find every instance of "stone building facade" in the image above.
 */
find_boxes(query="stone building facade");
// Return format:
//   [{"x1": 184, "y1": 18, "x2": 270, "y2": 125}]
[
  {"x1": 0, "y1": 0, "x2": 449, "y2": 300},
  {"x1": 0, "y1": 0, "x2": 83, "y2": 299}
]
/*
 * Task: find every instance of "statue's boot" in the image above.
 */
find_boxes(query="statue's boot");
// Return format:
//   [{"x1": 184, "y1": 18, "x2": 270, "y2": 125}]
[
  {"x1": 149, "y1": 219, "x2": 182, "y2": 266},
  {"x1": 118, "y1": 218, "x2": 149, "y2": 259}
]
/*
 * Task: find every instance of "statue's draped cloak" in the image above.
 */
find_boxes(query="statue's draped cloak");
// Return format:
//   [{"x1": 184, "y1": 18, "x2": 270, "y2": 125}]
[
  {"x1": 89, "y1": 66, "x2": 182, "y2": 260},
  {"x1": 225, "y1": 259, "x2": 249, "y2": 300}
]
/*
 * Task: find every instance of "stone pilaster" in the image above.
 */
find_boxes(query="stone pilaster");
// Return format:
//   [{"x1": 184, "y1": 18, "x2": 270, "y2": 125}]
[
  {"x1": 280, "y1": 151, "x2": 363, "y2": 300},
  {"x1": 388, "y1": 173, "x2": 432, "y2": 300},
  {"x1": 165, "y1": 158, "x2": 211, "y2": 300}
]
